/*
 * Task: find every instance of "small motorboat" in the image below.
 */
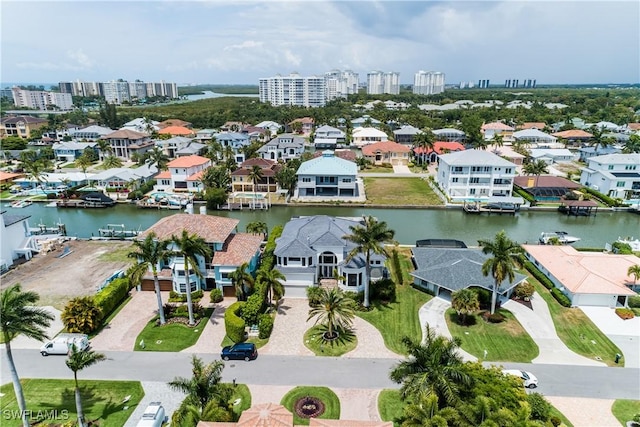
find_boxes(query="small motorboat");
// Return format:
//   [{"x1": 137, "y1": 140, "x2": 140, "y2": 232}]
[
  {"x1": 539, "y1": 231, "x2": 580, "y2": 245},
  {"x1": 10, "y1": 199, "x2": 33, "y2": 208}
]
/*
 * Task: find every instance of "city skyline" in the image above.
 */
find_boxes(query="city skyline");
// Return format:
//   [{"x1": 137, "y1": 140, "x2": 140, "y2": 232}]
[{"x1": 1, "y1": 1, "x2": 639, "y2": 86}]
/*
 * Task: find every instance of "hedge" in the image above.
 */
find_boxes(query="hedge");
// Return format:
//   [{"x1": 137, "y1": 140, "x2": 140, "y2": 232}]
[
  {"x1": 513, "y1": 187, "x2": 536, "y2": 204},
  {"x1": 94, "y1": 277, "x2": 132, "y2": 318},
  {"x1": 258, "y1": 313, "x2": 275, "y2": 339},
  {"x1": 241, "y1": 292, "x2": 265, "y2": 326},
  {"x1": 580, "y1": 186, "x2": 624, "y2": 207},
  {"x1": 523, "y1": 261, "x2": 571, "y2": 307},
  {"x1": 210, "y1": 288, "x2": 223, "y2": 303},
  {"x1": 169, "y1": 289, "x2": 203, "y2": 302},
  {"x1": 225, "y1": 301, "x2": 246, "y2": 343}
]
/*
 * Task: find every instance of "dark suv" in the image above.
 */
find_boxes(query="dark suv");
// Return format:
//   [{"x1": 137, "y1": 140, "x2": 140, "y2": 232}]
[{"x1": 221, "y1": 343, "x2": 257, "y2": 361}]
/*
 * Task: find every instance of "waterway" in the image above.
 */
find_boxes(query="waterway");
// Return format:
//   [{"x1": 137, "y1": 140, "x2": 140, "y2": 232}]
[
  {"x1": 6, "y1": 202, "x2": 639, "y2": 248},
  {"x1": 184, "y1": 90, "x2": 259, "y2": 101}
]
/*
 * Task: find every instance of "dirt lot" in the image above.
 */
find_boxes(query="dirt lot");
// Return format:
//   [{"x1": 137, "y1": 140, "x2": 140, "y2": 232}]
[{"x1": 1, "y1": 240, "x2": 133, "y2": 309}]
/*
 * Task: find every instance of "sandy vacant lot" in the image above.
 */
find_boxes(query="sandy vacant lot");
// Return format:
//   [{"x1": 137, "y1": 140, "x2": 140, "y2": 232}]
[{"x1": 1, "y1": 240, "x2": 133, "y2": 309}]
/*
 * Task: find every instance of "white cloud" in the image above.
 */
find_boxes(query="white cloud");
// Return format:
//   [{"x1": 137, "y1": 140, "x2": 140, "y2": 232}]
[
  {"x1": 67, "y1": 49, "x2": 95, "y2": 69},
  {"x1": 223, "y1": 40, "x2": 264, "y2": 51}
]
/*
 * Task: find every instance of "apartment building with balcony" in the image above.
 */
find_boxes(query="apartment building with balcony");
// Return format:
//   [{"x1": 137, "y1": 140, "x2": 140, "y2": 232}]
[
  {"x1": 437, "y1": 149, "x2": 517, "y2": 201},
  {"x1": 259, "y1": 73, "x2": 326, "y2": 107},
  {"x1": 367, "y1": 71, "x2": 400, "y2": 95},
  {"x1": 11, "y1": 87, "x2": 73, "y2": 111},
  {"x1": 413, "y1": 71, "x2": 445, "y2": 95},
  {"x1": 324, "y1": 69, "x2": 359, "y2": 100}
]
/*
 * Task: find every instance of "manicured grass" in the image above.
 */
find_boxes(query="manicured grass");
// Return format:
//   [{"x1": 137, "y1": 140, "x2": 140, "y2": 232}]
[
  {"x1": 363, "y1": 177, "x2": 443, "y2": 206},
  {"x1": 361, "y1": 165, "x2": 394, "y2": 173},
  {"x1": 530, "y1": 279, "x2": 623, "y2": 367},
  {"x1": 231, "y1": 384, "x2": 252, "y2": 416},
  {"x1": 135, "y1": 308, "x2": 213, "y2": 351},
  {"x1": 220, "y1": 335, "x2": 269, "y2": 349},
  {"x1": 303, "y1": 326, "x2": 357, "y2": 356},
  {"x1": 611, "y1": 399, "x2": 640, "y2": 425},
  {"x1": 550, "y1": 404, "x2": 574, "y2": 427},
  {"x1": 356, "y1": 284, "x2": 432, "y2": 355},
  {"x1": 378, "y1": 389, "x2": 404, "y2": 424},
  {"x1": 62, "y1": 163, "x2": 78, "y2": 168},
  {"x1": 280, "y1": 386, "x2": 340, "y2": 425},
  {"x1": 446, "y1": 308, "x2": 539, "y2": 362},
  {"x1": 97, "y1": 245, "x2": 133, "y2": 263},
  {"x1": 0, "y1": 379, "x2": 144, "y2": 426},
  {"x1": 388, "y1": 246, "x2": 415, "y2": 286}
]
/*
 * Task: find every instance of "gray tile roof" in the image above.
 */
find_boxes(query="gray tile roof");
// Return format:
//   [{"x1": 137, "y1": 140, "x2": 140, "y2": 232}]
[
  {"x1": 3, "y1": 213, "x2": 30, "y2": 227},
  {"x1": 411, "y1": 247, "x2": 526, "y2": 294},
  {"x1": 439, "y1": 149, "x2": 516, "y2": 167}
]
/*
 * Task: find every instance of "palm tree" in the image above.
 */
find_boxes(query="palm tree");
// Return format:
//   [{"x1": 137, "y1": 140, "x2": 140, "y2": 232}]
[
  {"x1": 230, "y1": 262, "x2": 254, "y2": 300},
  {"x1": 258, "y1": 268, "x2": 286, "y2": 308},
  {"x1": 588, "y1": 126, "x2": 616, "y2": 149},
  {"x1": 96, "y1": 140, "x2": 112, "y2": 161},
  {"x1": 451, "y1": 288, "x2": 479, "y2": 324},
  {"x1": 390, "y1": 326, "x2": 472, "y2": 407},
  {"x1": 245, "y1": 221, "x2": 268, "y2": 239},
  {"x1": 147, "y1": 146, "x2": 170, "y2": 171},
  {"x1": 413, "y1": 128, "x2": 436, "y2": 164},
  {"x1": 206, "y1": 139, "x2": 222, "y2": 162},
  {"x1": 307, "y1": 287, "x2": 356, "y2": 340},
  {"x1": 101, "y1": 155, "x2": 123, "y2": 170},
  {"x1": 75, "y1": 154, "x2": 93, "y2": 180},
  {"x1": 478, "y1": 230, "x2": 523, "y2": 314},
  {"x1": 171, "y1": 230, "x2": 212, "y2": 325},
  {"x1": 628, "y1": 264, "x2": 640, "y2": 286},
  {"x1": 61, "y1": 297, "x2": 102, "y2": 334},
  {"x1": 128, "y1": 233, "x2": 172, "y2": 325},
  {"x1": 65, "y1": 345, "x2": 106, "y2": 427},
  {"x1": 522, "y1": 159, "x2": 549, "y2": 189},
  {"x1": 623, "y1": 134, "x2": 640, "y2": 154},
  {"x1": 248, "y1": 165, "x2": 263, "y2": 210},
  {"x1": 491, "y1": 133, "x2": 504, "y2": 149},
  {"x1": 343, "y1": 216, "x2": 396, "y2": 308},
  {"x1": 0, "y1": 285, "x2": 54, "y2": 427},
  {"x1": 275, "y1": 166, "x2": 297, "y2": 197},
  {"x1": 22, "y1": 156, "x2": 49, "y2": 189}
]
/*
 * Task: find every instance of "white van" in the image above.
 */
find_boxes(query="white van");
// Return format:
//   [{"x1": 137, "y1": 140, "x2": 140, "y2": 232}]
[
  {"x1": 136, "y1": 402, "x2": 167, "y2": 427},
  {"x1": 40, "y1": 333, "x2": 90, "y2": 356}
]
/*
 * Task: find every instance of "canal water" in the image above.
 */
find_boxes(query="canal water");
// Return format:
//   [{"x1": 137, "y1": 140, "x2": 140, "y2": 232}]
[{"x1": 6, "y1": 202, "x2": 639, "y2": 248}]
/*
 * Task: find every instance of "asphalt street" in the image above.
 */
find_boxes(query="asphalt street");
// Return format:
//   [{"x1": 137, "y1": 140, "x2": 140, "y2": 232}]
[{"x1": 2, "y1": 350, "x2": 639, "y2": 400}]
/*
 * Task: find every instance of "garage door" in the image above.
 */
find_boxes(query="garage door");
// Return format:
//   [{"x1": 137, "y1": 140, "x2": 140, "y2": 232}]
[
  {"x1": 284, "y1": 281, "x2": 310, "y2": 298},
  {"x1": 575, "y1": 293, "x2": 614, "y2": 307}
]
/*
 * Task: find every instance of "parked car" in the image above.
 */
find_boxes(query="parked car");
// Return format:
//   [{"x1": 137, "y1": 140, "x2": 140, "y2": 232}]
[
  {"x1": 503, "y1": 369, "x2": 539, "y2": 388},
  {"x1": 221, "y1": 343, "x2": 258, "y2": 361},
  {"x1": 40, "y1": 333, "x2": 90, "y2": 356},
  {"x1": 136, "y1": 402, "x2": 167, "y2": 427}
]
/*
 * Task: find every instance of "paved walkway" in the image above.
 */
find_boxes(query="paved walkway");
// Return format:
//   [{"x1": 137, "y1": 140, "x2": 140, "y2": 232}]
[
  {"x1": 0, "y1": 306, "x2": 62, "y2": 350},
  {"x1": 182, "y1": 298, "x2": 231, "y2": 354},
  {"x1": 580, "y1": 306, "x2": 640, "y2": 369},
  {"x1": 259, "y1": 298, "x2": 314, "y2": 356},
  {"x1": 392, "y1": 164, "x2": 411, "y2": 174},
  {"x1": 344, "y1": 317, "x2": 400, "y2": 359},
  {"x1": 123, "y1": 381, "x2": 184, "y2": 427},
  {"x1": 418, "y1": 297, "x2": 477, "y2": 362},
  {"x1": 545, "y1": 396, "x2": 619, "y2": 427},
  {"x1": 503, "y1": 294, "x2": 605, "y2": 366}
]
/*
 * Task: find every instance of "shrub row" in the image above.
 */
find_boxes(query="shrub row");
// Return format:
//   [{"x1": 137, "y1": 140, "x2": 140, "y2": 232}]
[
  {"x1": 241, "y1": 292, "x2": 265, "y2": 326},
  {"x1": 210, "y1": 288, "x2": 223, "y2": 303},
  {"x1": 513, "y1": 187, "x2": 536, "y2": 205},
  {"x1": 523, "y1": 261, "x2": 571, "y2": 307},
  {"x1": 580, "y1": 186, "x2": 625, "y2": 207},
  {"x1": 225, "y1": 301, "x2": 246, "y2": 343},
  {"x1": 169, "y1": 289, "x2": 203, "y2": 302},
  {"x1": 258, "y1": 314, "x2": 274, "y2": 339},
  {"x1": 94, "y1": 277, "x2": 132, "y2": 319},
  {"x1": 615, "y1": 308, "x2": 635, "y2": 320},
  {"x1": 628, "y1": 295, "x2": 640, "y2": 309}
]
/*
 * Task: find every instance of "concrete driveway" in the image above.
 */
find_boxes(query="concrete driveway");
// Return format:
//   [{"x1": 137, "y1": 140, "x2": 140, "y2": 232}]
[
  {"x1": 0, "y1": 306, "x2": 63, "y2": 350},
  {"x1": 392, "y1": 164, "x2": 412, "y2": 174},
  {"x1": 580, "y1": 306, "x2": 640, "y2": 368}
]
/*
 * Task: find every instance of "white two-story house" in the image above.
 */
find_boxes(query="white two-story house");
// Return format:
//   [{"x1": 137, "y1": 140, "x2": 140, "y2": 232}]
[
  {"x1": 257, "y1": 133, "x2": 305, "y2": 161},
  {"x1": 155, "y1": 155, "x2": 211, "y2": 193},
  {"x1": 295, "y1": 151, "x2": 359, "y2": 198},
  {"x1": 437, "y1": 149, "x2": 517, "y2": 201},
  {"x1": 580, "y1": 153, "x2": 640, "y2": 200},
  {"x1": 314, "y1": 125, "x2": 346, "y2": 149},
  {"x1": 215, "y1": 132, "x2": 250, "y2": 163}
]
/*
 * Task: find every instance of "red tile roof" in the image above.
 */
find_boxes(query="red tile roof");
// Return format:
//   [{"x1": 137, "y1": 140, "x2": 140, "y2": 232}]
[
  {"x1": 103, "y1": 129, "x2": 148, "y2": 140},
  {"x1": 158, "y1": 125, "x2": 194, "y2": 136},
  {"x1": 168, "y1": 155, "x2": 210, "y2": 168},
  {"x1": 0, "y1": 171, "x2": 24, "y2": 183},
  {"x1": 313, "y1": 149, "x2": 356, "y2": 161},
  {"x1": 514, "y1": 175, "x2": 581, "y2": 189},
  {"x1": 187, "y1": 170, "x2": 205, "y2": 181},
  {"x1": 518, "y1": 122, "x2": 546, "y2": 130},
  {"x1": 139, "y1": 214, "x2": 239, "y2": 243},
  {"x1": 413, "y1": 141, "x2": 465, "y2": 155},
  {"x1": 289, "y1": 117, "x2": 314, "y2": 124},
  {"x1": 481, "y1": 122, "x2": 514, "y2": 131},
  {"x1": 362, "y1": 141, "x2": 410, "y2": 156},
  {"x1": 628, "y1": 123, "x2": 640, "y2": 131},
  {"x1": 155, "y1": 171, "x2": 171, "y2": 179},
  {"x1": 240, "y1": 158, "x2": 277, "y2": 168},
  {"x1": 213, "y1": 233, "x2": 263, "y2": 266},
  {"x1": 158, "y1": 119, "x2": 192, "y2": 129},
  {"x1": 552, "y1": 129, "x2": 594, "y2": 139}
]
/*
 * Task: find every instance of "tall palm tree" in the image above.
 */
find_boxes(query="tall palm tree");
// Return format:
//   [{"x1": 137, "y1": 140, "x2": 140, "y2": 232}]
[
  {"x1": 258, "y1": 268, "x2": 286, "y2": 308},
  {"x1": 245, "y1": 221, "x2": 268, "y2": 239},
  {"x1": 451, "y1": 288, "x2": 479, "y2": 324},
  {"x1": 478, "y1": 230, "x2": 523, "y2": 314},
  {"x1": 146, "y1": 146, "x2": 170, "y2": 171},
  {"x1": 413, "y1": 128, "x2": 436, "y2": 165},
  {"x1": 66, "y1": 345, "x2": 106, "y2": 427},
  {"x1": 75, "y1": 154, "x2": 93, "y2": 181},
  {"x1": 628, "y1": 264, "x2": 640, "y2": 286},
  {"x1": 206, "y1": 139, "x2": 222, "y2": 162},
  {"x1": 307, "y1": 287, "x2": 356, "y2": 340},
  {"x1": 171, "y1": 230, "x2": 212, "y2": 325},
  {"x1": 0, "y1": 285, "x2": 54, "y2": 427},
  {"x1": 522, "y1": 159, "x2": 549, "y2": 189},
  {"x1": 588, "y1": 126, "x2": 616, "y2": 149},
  {"x1": 248, "y1": 165, "x2": 263, "y2": 209},
  {"x1": 101, "y1": 155, "x2": 123, "y2": 170},
  {"x1": 229, "y1": 262, "x2": 254, "y2": 300},
  {"x1": 128, "y1": 233, "x2": 172, "y2": 325},
  {"x1": 343, "y1": 216, "x2": 396, "y2": 308},
  {"x1": 22, "y1": 156, "x2": 49, "y2": 189},
  {"x1": 623, "y1": 134, "x2": 640, "y2": 154},
  {"x1": 390, "y1": 326, "x2": 472, "y2": 407},
  {"x1": 96, "y1": 140, "x2": 113, "y2": 161}
]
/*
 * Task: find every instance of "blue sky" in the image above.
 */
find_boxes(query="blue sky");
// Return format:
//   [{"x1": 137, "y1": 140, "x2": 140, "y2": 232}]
[{"x1": 1, "y1": 1, "x2": 638, "y2": 85}]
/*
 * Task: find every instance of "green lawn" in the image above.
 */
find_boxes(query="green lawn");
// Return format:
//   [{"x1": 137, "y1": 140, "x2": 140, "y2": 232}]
[
  {"x1": 611, "y1": 399, "x2": 640, "y2": 425},
  {"x1": 361, "y1": 165, "x2": 394, "y2": 173},
  {"x1": 303, "y1": 326, "x2": 357, "y2": 356},
  {"x1": 550, "y1": 404, "x2": 574, "y2": 427},
  {"x1": 280, "y1": 386, "x2": 340, "y2": 425},
  {"x1": 378, "y1": 389, "x2": 404, "y2": 424},
  {"x1": 220, "y1": 335, "x2": 269, "y2": 349},
  {"x1": 62, "y1": 163, "x2": 78, "y2": 169},
  {"x1": 356, "y1": 284, "x2": 432, "y2": 355},
  {"x1": 97, "y1": 245, "x2": 133, "y2": 263},
  {"x1": 363, "y1": 177, "x2": 443, "y2": 206},
  {"x1": 530, "y1": 279, "x2": 623, "y2": 366},
  {"x1": 0, "y1": 379, "x2": 144, "y2": 426},
  {"x1": 446, "y1": 308, "x2": 539, "y2": 362},
  {"x1": 135, "y1": 308, "x2": 213, "y2": 351},
  {"x1": 231, "y1": 384, "x2": 252, "y2": 416}
]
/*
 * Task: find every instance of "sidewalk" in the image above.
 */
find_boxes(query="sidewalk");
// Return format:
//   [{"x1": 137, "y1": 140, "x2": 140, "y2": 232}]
[
  {"x1": 182, "y1": 298, "x2": 230, "y2": 354},
  {"x1": 0, "y1": 306, "x2": 62, "y2": 350},
  {"x1": 503, "y1": 294, "x2": 605, "y2": 366},
  {"x1": 545, "y1": 396, "x2": 619, "y2": 427}
]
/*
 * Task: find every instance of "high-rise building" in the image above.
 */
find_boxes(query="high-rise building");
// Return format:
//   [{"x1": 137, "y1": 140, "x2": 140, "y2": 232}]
[
  {"x1": 11, "y1": 87, "x2": 73, "y2": 110},
  {"x1": 367, "y1": 71, "x2": 400, "y2": 95},
  {"x1": 103, "y1": 80, "x2": 131, "y2": 104},
  {"x1": 259, "y1": 73, "x2": 326, "y2": 107},
  {"x1": 478, "y1": 79, "x2": 490, "y2": 89},
  {"x1": 58, "y1": 79, "x2": 177, "y2": 102},
  {"x1": 413, "y1": 71, "x2": 445, "y2": 95},
  {"x1": 324, "y1": 69, "x2": 359, "y2": 100}
]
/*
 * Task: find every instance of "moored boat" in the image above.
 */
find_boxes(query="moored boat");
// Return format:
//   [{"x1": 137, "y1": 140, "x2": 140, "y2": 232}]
[
  {"x1": 539, "y1": 231, "x2": 581, "y2": 245},
  {"x1": 10, "y1": 199, "x2": 33, "y2": 208}
]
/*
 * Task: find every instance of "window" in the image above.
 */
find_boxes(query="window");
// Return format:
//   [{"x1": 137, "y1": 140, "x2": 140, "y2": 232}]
[
  {"x1": 452, "y1": 177, "x2": 459, "y2": 183},
  {"x1": 484, "y1": 167, "x2": 491, "y2": 172},
  {"x1": 469, "y1": 188, "x2": 476, "y2": 195},
  {"x1": 608, "y1": 165, "x2": 614, "y2": 170},
  {"x1": 470, "y1": 177, "x2": 479, "y2": 184},
  {"x1": 290, "y1": 257, "x2": 300, "y2": 262},
  {"x1": 342, "y1": 178, "x2": 352, "y2": 183},
  {"x1": 453, "y1": 167, "x2": 463, "y2": 173},
  {"x1": 302, "y1": 177, "x2": 311, "y2": 183},
  {"x1": 617, "y1": 182, "x2": 625, "y2": 187},
  {"x1": 505, "y1": 168, "x2": 513, "y2": 174}
]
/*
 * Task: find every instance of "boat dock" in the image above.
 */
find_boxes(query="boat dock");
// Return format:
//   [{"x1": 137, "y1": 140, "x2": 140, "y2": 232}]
[
  {"x1": 558, "y1": 200, "x2": 599, "y2": 216},
  {"x1": 95, "y1": 224, "x2": 140, "y2": 240},
  {"x1": 463, "y1": 201, "x2": 518, "y2": 215}
]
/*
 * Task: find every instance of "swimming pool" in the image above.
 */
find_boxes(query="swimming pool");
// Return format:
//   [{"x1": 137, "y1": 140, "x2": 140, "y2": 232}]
[{"x1": 21, "y1": 188, "x2": 60, "y2": 196}]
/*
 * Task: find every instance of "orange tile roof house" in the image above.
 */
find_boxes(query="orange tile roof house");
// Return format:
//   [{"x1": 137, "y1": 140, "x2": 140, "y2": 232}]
[
  {"x1": 413, "y1": 141, "x2": 465, "y2": 163},
  {"x1": 287, "y1": 117, "x2": 314, "y2": 135},
  {"x1": 158, "y1": 125, "x2": 195, "y2": 136},
  {"x1": 361, "y1": 141, "x2": 411, "y2": 165},
  {"x1": 517, "y1": 122, "x2": 547, "y2": 130},
  {"x1": 522, "y1": 245, "x2": 637, "y2": 307},
  {"x1": 137, "y1": 213, "x2": 262, "y2": 296},
  {"x1": 157, "y1": 118, "x2": 192, "y2": 129},
  {"x1": 102, "y1": 129, "x2": 153, "y2": 160},
  {"x1": 481, "y1": 121, "x2": 515, "y2": 141},
  {"x1": 156, "y1": 155, "x2": 211, "y2": 192},
  {"x1": 231, "y1": 158, "x2": 281, "y2": 193}
]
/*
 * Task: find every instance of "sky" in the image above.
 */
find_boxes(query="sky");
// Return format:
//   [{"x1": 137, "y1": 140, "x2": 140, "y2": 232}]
[{"x1": 1, "y1": 0, "x2": 639, "y2": 86}]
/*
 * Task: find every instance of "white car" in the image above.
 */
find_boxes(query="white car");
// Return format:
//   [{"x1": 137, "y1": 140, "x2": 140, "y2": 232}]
[{"x1": 503, "y1": 369, "x2": 539, "y2": 388}]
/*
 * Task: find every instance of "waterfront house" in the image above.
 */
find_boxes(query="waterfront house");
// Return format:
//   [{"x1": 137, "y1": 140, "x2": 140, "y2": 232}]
[
  {"x1": 91, "y1": 164, "x2": 158, "y2": 190},
  {"x1": 155, "y1": 155, "x2": 211, "y2": 193},
  {"x1": 231, "y1": 158, "x2": 281, "y2": 193},
  {"x1": 361, "y1": 141, "x2": 411, "y2": 166},
  {"x1": 481, "y1": 121, "x2": 515, "y2": 141},
  {"x1": 70, "y1": 125, "x2": 115, "y2": 141},
  {"x1": 523, "y1": 245, "x2": 637, "y2": 307},
  {"x1": 411, "y1": 247, "x2": 527, "y2": 301},
  {"x1": 432, "y1": 128, "x2": 466, "y2": 143},
  {"x1": 0, "y1": 116, "x2": 47, "y2": 139},
  {"x1": 215, "y1": 132, "x2": 250, "y2": 163},
  {"x1": 274, "y1": 215, "x2": 387, "y2": 297},
  {"x1": 351, "y1": 115, "x2": 381, "y2": 129},
  {"x1": 102, "y1": 129, "x2": 154, "y2": 160},
  {"x1": 154, "y1": 136, "x2": 194, "y2": 158},
  {"x1": 52, "y1": 141, "x2": 98, "y2": 162},
  {"x1": 393, "y1": 125, "x2": 421, "y2": 145},
  {"x1": 257, "y1": 133, "x2": 305, "y2": 161},
  {"x1": 580, "y1": 153, "x2": 640, "y2": 200},
  {"x1": 436, "y1": 149, "x2": 517, "y2": 201},
  {"x1": 352, "y1": 127, "x2": 388, "y2": 147},
  {"x1": 137, "y1": 214, "x2": 262, "y2": 296},
  {"x1": 514, "y1": 175, "x2": 581, "y2": 201},
  {"x1": 0, "y1": 211, "x2": 33, "y2": 271},
  {"x1": 528, "y1": 148, "x2": 576, "y2": 165},
  {"x1": 414, "y1": 141, "x2": 465, "y2": 164},
  {"x1": 13, "y1": 172, "x2": 90, "y2": 190},
  {"x1": 295, "y1": 150, "x2": 359, "y2": 199},
  {"x1": 157, "y1": 125, "x2": 195, "y2": 137},
  {"x1": 314, "y1": 125, "x2": 346, "y2": 149}
]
